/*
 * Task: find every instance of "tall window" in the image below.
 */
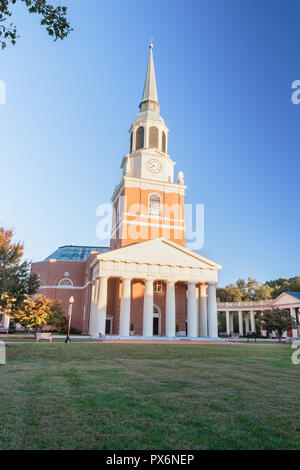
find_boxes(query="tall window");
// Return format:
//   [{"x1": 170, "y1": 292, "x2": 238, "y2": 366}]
[
  {"x1": 149, "y1": 126, "x2": 159, "y2": 149},
  {"x1": 162, "y1": 131, "x2": 166, "y2": 153},
  {"x1": 148, "y1": 193, "x2": 161, "y2": 217},
  {"x1": 130, "y1": 132, "x2": 133, "y2": 153},
  {"x1": 116, "y1": 199, "x2": 120, "y2": 223},
  {"x1": 58, "y1": 278, "x2": 73, "y2": 287},
  {"x1": 136, "y1": 126, "x2": 144, "y2": 150},
  {"x1": 154, "y1": 281, "x2": 163, "y2": 293}
]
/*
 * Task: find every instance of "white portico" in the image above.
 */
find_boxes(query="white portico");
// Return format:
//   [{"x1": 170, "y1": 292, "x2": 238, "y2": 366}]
[{"x1": 88, "y1": 238, "x2": 221, "y2": 339}]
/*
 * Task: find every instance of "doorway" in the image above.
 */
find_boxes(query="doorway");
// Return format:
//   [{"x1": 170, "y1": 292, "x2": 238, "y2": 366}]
[
  {"x1": 105, "y1": 316, "x2": 113, "y2": 335},
  {"x1": 153, "y1": 305, "x2": 161, "y2": 336}
]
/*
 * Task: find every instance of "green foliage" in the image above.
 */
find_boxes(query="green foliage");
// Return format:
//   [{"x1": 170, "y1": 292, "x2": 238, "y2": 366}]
[
  {"x1": 0, "y1": 0, "x2": 72, "y2": 49},
  {"x1": 266, "y1": 276, "x2": 300, "y2": 298},
  {"x1": 0, "y1": 227, "x2": 40, "y2": 315},
  {"x1": 258, "y1": 308, "x2": 297, "y2": 340},
  {"x1": 47, "y1": 299, "x2": 66, "y2": 330},
  {"x1": 217, "y1": 276, "x2": 300, "y2": 302},
  {"x1": 11, "y1": 294, "x2": 66, "y2": 336}
]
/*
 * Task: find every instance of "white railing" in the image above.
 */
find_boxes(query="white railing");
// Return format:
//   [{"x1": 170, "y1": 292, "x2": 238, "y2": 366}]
[{"x1": 217, "y1": 300, "x2": 273, "y2": 309}]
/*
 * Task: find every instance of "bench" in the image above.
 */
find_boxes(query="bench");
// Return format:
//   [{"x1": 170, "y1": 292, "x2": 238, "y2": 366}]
[
  {"x1": 176, "y1": 331, "x2": 187, "y2": 337},
  {"x1": 99, "y1": 333, "x2": 106, "y2": 342},
  {"x1": 36, "y1": 333, "x2": 53, "y2": 343},
  {"x1": 229, "y1": 333, "x2": 240, "y2": 342},
  {"x1": 0, "y1": 327, "x2": 9, "y2": 334}
]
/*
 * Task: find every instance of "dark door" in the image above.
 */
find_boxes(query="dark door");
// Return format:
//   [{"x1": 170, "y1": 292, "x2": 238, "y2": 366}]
[
  {"x1": 105, "y1": 319, "x2": 111, "y2": 335},
  {"x1": 153, "y1": 317, "x2": 159, "y2": 336}
]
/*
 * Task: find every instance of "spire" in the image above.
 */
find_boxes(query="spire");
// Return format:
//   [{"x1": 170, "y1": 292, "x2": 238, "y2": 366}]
[{"x1": 140, "y1": 41, "x2": 159, "y2": 110}]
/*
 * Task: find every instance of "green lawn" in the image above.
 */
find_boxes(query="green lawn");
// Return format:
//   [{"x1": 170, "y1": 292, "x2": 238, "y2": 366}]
[{"x1": 0, "y1": 343, "x2": 299, "y2": 450}]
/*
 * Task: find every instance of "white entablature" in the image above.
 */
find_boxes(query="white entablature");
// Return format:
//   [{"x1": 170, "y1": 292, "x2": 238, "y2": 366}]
[{"x1": 91, "y1": 238, "x2": 221, "y2": 283}]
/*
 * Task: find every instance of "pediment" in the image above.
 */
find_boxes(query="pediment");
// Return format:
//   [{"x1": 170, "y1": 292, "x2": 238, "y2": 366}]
[
  {"x1": 272, "y1": 292, "x2": 300, "y2": 307},
  {"x1": 97, "y1": 238, "x2": 221, "y2": 271}
]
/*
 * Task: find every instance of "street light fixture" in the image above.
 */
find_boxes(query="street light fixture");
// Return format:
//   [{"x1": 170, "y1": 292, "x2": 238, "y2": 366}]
[{"x1": 65, "y1": 296, "x2": 74, "y2": 343}]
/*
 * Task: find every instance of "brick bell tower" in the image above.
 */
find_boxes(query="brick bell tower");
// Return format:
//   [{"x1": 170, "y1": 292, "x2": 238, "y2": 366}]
[{"x1": 110, "y1": 43, "x2": 186, "y2": 250}]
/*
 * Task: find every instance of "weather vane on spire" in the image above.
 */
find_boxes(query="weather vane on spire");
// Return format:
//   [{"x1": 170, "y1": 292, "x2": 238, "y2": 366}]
[{"x1": 149, "y1": 37, "x2": 154, "y2": 48}]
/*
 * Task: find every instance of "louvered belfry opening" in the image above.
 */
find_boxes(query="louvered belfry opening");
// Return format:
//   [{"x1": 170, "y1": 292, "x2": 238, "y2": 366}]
[
  {"x1": 149, "y1": 126, "x2": 159, "y2": 149},
  {"x1": 162, "y1": 131, "x2": 166, "y2": 153},
  {"x1": 136, "y1": 126, "x2": 144, "y2": 150}
]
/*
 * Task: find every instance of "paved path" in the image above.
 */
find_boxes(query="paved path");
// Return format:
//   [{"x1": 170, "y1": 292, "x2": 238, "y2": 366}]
[{"x1": 2, "y1": 339, "x2": 284, "y2": 346}]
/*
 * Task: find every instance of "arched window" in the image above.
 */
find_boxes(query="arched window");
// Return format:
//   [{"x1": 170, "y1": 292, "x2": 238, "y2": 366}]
[
  {"x1": 136, "y1": 126, "x2": 144, "y2": 150},
  {"x1": 58, "y1": 278, "x2": 73, "y2": 287},
  {"x1": 130, "y1": 132, "x2": 133, "y2": 153},
  {"x1": 162, "y1": 131, "x2": 166, "y2": 153},
  {"x1": 148, "y1": 193, "x2": 161, "y2": 217},
  {"x1": 149, "y1": 126, "x2": 159, "y2": 149}
]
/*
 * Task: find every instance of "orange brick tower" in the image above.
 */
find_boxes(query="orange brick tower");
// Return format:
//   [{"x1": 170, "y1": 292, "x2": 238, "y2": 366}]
[{"x1": 110, "y1": 43, "x2": 186, "y2": 250}]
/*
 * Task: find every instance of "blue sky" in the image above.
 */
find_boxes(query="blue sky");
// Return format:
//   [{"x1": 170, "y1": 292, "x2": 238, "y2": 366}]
[{"x1": 1, "y1": 0, "x2": 299, "y2": 286}]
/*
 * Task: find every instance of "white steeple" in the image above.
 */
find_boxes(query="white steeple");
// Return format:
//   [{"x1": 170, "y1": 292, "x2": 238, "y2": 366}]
[{"x1": 141, "y1": 42, "x2": 158, "y2": 107}]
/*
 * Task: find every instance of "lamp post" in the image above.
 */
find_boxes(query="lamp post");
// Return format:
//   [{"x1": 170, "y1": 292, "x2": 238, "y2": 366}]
[{"x1": 65, "y1": 296, "x2": 74, "y2": 343}]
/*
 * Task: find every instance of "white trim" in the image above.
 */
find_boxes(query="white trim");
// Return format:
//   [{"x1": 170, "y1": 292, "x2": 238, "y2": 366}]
[
  {"x1": 112, "y1": 176, "x2": 186, "y2": 202},
  {"x1": 123, "y1": 212, "x2": 185, "y2": 223},
  {"x1": 39, "y1": 282, "x2": 90, "y2": 290},
  {"x1": 111, "y1": 220, "x2": 185, "y2": 238}
]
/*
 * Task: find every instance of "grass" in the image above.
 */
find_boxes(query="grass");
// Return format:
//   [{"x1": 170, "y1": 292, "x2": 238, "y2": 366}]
[{"x1": 0, "y1": 343, "x2": 299, "y2": 450}]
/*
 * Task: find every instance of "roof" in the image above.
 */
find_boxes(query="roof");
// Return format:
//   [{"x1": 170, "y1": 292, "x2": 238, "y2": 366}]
[
  {"x1": 45, "y1": 245, "x2": 110, "y2": 262},
  {"x1": 92, "y1": 238, "x2": 222, "y2": 270},
  {"x1": 285, "y1": 292, "x2": 300, "y2": 300}
]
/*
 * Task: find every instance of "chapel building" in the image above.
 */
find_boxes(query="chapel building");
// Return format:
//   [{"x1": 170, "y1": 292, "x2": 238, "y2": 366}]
[{"x1": 31, "y1": 45, "x2": 222, "y2": 339}]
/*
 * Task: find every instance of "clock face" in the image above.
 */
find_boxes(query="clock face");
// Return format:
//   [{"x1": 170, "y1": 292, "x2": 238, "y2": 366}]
[{"x1": 147, "y1": 159, "x2": 161, "y2": 174}]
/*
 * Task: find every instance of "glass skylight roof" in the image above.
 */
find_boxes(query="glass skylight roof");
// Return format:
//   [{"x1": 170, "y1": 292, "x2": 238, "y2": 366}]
[{"x1": 45, "y1": 245, "x2": 110, "y2": 262}]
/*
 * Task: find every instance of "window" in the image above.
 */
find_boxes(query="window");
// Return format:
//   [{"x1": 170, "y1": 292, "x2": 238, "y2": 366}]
[
  {"x1": 115, "y1": 199, "x2": 120, "y2": 223},
  {"x1": 130, "y1": 132, "x2": 133, "y2": 153},
  {"x1": 154, "y1": 281, "x2": 163, "y2": 293},
  {"x1": 136, "y1": 126, "x2": 144, "y2": 150},
  {"x1": 149, "y1": 126, "x2": 159, "y2": 149},
  {"x1": 148, "y1": 193, "x2": 161, "y2": 217},
  {"x1": 58, "y1": 278, "x2": 73, "y2": 287},
  {"x1": 162, "y1": 131, "x2": 166, "y2": 153}
]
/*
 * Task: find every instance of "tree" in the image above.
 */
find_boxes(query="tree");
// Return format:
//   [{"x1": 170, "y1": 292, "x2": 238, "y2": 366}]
[
  {"x1": 0, "y1": 0, "x2": 72, "y2": 49},
  {"x1": 47, "y1": 299, "x2": 66, "y2": 330},
  {"x1": 0, "y1": 227, "x2": 40, "y2": 316},
  {"x1": 11, "y1": 294, "x2": 66, "y2": 336},
  {"x1": 258, "y1": 308, "x2": 297, "y2": 341},
  {"x1": 216, "y1": 284, "x2": 243, "y2": 302},
  {"x1": 266, "y1": 277, "x2": 300, "y2": 299},
  {"x1": 253, "y1": 284, "x2": 272, "y2": 301}
]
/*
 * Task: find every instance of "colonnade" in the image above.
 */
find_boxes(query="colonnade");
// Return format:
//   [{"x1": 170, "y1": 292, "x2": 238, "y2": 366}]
[{"x1": 89, "y1": 278, "x2": 218, "y2": 338}]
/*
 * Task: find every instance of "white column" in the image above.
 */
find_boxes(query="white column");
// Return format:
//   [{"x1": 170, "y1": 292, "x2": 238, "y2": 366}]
[
  {"x1": 119, "y1": 278, "x2": 132, "y2": 336},
  {"x1": 166, "y1": 281, "x2": 176, "y2": 337},
  {"x1": 290, "y1": 308, "x2": 298, "y2": 338},
  {"x1": 199, "y1": 284, "x2": 208, "y2": 337},
  {"x1": 3, "y1": 314, "x2": 10, "y2": 329},
  {"x1": 187, "y1": 282, "x2": 198, "y2": 337},
  {"x1": 208, "y1": 283, "x2": 218, "y2": 338},
  {"x1": 89, "y1": 280, "x2": 97, "y2": 336},
  {"x1": 230, "y1": 312, "x2": 234, "y2": 333},
  {"x1": 95, "y1": 277, "x2": 108, "y2": 336},
  {"x1": 238, "y1": 311, "x2": 244, "y2": 336},
  {"x1": 143, "y1": 279, "x2": 154, "y2": 337},
  {"x1": 250, "y1": 311, "x2": 256, "y2": 332},
  {"x1": 245, "y1": 312, "x2": 250, "y2": 334},
  {"x1": 226, "y1": 311, "x2": 230, "y2": 335}
]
